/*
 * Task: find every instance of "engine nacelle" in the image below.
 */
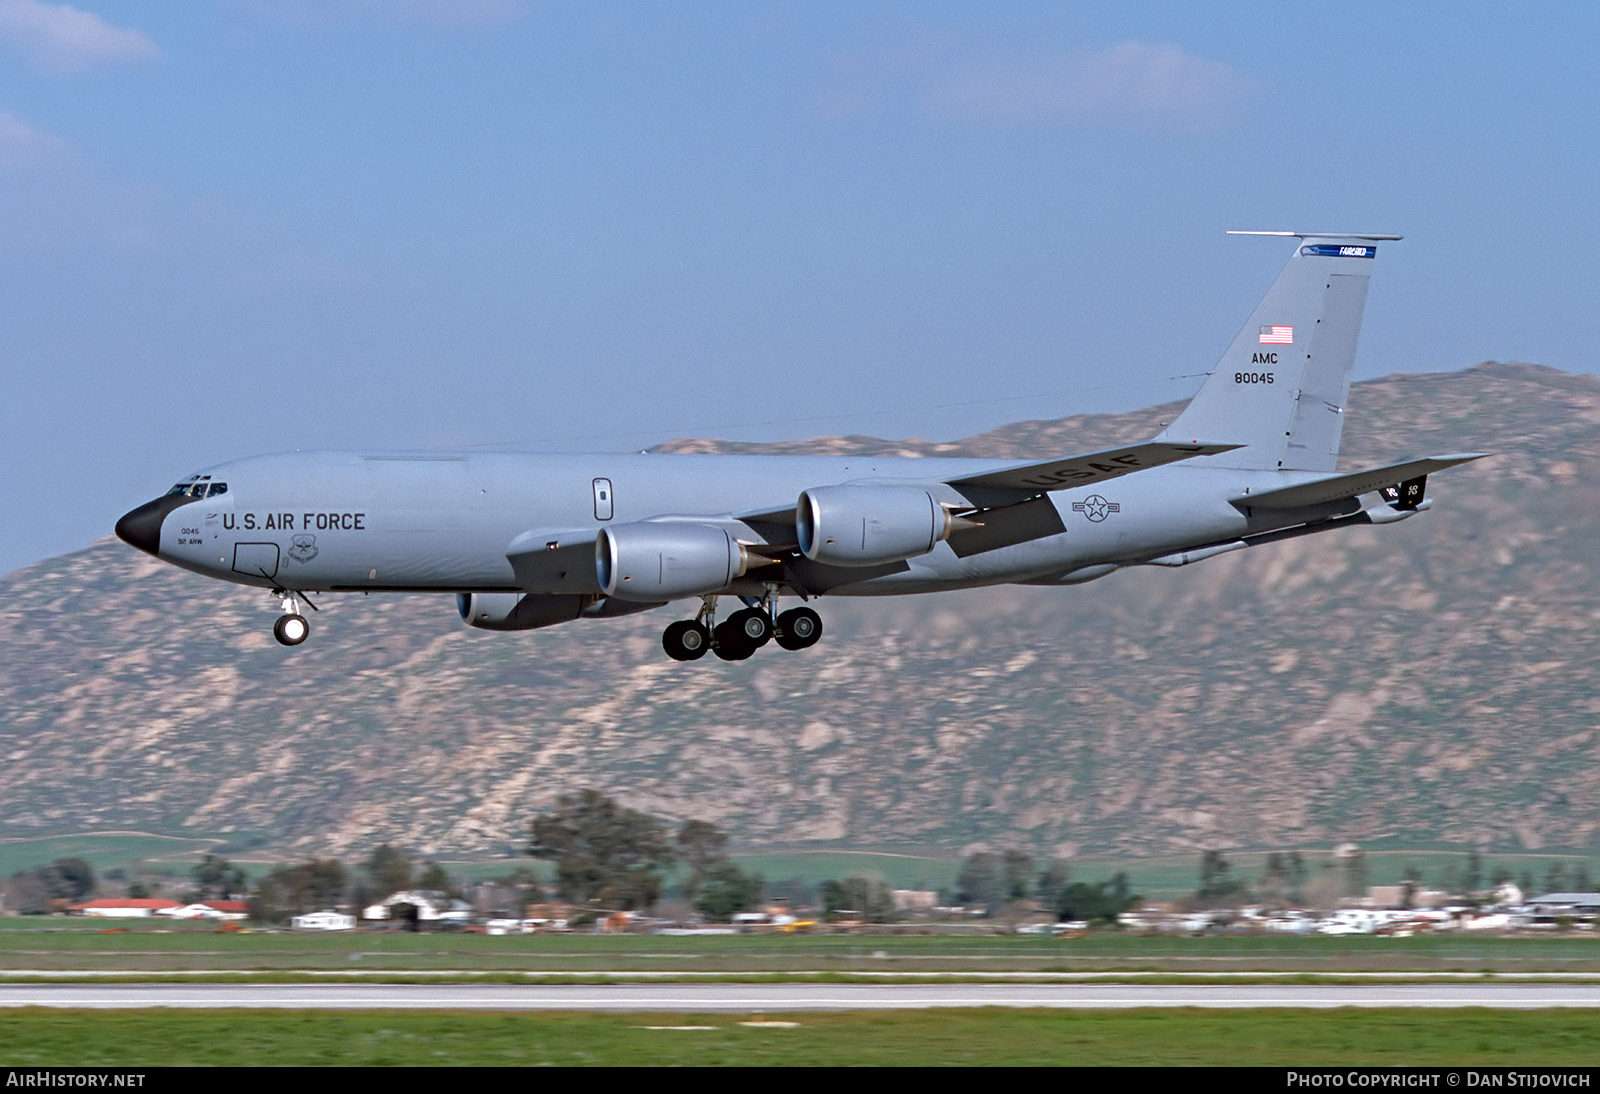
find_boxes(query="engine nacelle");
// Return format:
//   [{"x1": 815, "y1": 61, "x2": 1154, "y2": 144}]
[
  {"x1": 457, "y1": 592, "x2": 589, "y2": 631},
  {"x1": 597, "y1": 522, "x2": 762, "y2": 602},
  {"x1": 797, "y1": 484, "x2": 953, "y2": 567}
]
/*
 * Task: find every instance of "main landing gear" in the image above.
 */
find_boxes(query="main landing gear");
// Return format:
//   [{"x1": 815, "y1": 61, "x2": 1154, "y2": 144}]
[
  {"x1": 661, "y1": 592, "x2": 822, "y2": 662},
  {"x1": 270, "y1": 588, "x2": 315, "y2": 647}
]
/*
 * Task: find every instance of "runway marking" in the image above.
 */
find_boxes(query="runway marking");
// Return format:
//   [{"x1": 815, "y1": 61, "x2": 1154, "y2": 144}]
[
  {"x1": 9, "y1": 969, "x2": 1600, "y2": 981},
  {"x1": 6, "y1": 983, "x2": 1600, "y2": 1010}
]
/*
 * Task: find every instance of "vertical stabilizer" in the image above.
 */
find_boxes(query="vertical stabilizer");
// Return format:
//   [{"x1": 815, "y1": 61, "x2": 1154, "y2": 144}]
[{"x1": 1158, "y1": 233, "x2": 1398, "y2": 471}]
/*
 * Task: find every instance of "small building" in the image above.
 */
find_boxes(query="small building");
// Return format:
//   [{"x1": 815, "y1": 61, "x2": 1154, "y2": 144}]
[
  {"x1": 70, "y1": 898, "x2": 183, "y2": 918},
  {"x1": 1491, "y1": 881, "x2": 1524, "y2": 907},
  {"x1": 1523, "y1": 892, "x2": 1600, "y2": 925},
  {"x1": 892, "y1": 890, "x2": 938, "y2": 913},
  {"x1": 159, "y1": 901, "x2": 250, "y2": 921},
  {"x1": 290, "y1": 910, "x2": 355, "y2": 931},
  {"x1": 1316, "y1": 908, "x2": 1411, "y2": 935},
  {"x1": 362, "y1": 890, "x2": 473, "y2": 926}
]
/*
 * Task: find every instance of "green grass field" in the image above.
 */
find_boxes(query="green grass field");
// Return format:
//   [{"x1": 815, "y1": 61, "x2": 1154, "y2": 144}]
[
  {"x1": 4, "y1": 918, "x2": 1600, "y2": 976},
  {"x1": 0, "y1": 834, "x2": 223, "y2": 879},
  {"x1": 1, "y1": 1008, "x2": 1596, "y2": 1066}
]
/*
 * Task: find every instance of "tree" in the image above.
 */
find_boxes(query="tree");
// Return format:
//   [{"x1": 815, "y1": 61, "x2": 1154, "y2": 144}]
[
  {"x1": 956, "y1": 852, "x2": 1004, "y2": 913},
  {"x1": 676, "y1": 819, "x2": 729, "y2": 904},
  {"x1": 1055, "y1": 873, "x2": 1139, "y2": 924},
  {"x1": 7, "y1": 859, "x2": 97, "y2": 913},
  {"x1": 1035, "y1": 861, "x2": 1071, "y2": 909},
  {"x1": 1197, "y1": 851, "x2": 1245, "y2": 906},
  {"x1": 525, "y1": 789, "x2": 677, "y2": 910},
  {"x1": 495, "y1": 866, "x2": 545, "y2": 907},
  {"x1": 41, "y1": 858, "x2": 96, "y2": 904},
  {"x1": 191, "y1": 855, "x2": 247, "y2": 901},
  {"x1": 695, "y1": 861, "x2": 764, "y2": 921},
  {"x1": 6, "y1": 871, "x2": 51, "y2": 914},
  {"x1": 364, "y1": 844, "x2": 413, "y2": 896},
  {"x1": 1258, "y1": 853, "x2": 1289, "y2": 904},
  {"x1": 1002, "y1": 849, "x2": 1034, "y2": 904},
  {"x1": 248, "y1": 859, "x2": 348, "y2": 924},
  {"x1": 416, "y1": 862, "x2": 457, "y2": 898},
  {"x1": 820, "y1": 877, "x2": 896, "y2": 923},
  {"x1": 1286, "y1": 851, "x2": 1307, "y2": 903}
]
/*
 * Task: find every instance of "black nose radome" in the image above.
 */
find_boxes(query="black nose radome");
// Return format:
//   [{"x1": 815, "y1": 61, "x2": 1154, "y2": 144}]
[{"x1": 115, "y1": 495, "x2": 197, "y2": 557}]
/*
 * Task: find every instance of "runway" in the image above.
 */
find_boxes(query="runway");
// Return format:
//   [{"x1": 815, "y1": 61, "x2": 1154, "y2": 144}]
[{"x1": 5, "y1": 983, "x2": 1600, "y2": 1010}]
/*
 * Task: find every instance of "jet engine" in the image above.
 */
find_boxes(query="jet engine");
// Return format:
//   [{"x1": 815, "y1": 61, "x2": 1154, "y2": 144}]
[
  {"x1": 457, "y1": 592, "x2": 590, "y2": 630},
  {"x1": 796, "y1": 484, "x2": 959, "y2": 567},
  {"x1": 597, "y1": 522, "x2": 769, "y2": 602}
]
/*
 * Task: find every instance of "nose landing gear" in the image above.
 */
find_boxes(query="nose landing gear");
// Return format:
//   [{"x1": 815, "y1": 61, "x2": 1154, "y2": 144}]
[
  {"x1": 273, "y1": 613, "x2": 310, "y2": 646},
  {"x1": 270, "y1": 588, "x2": 315, "y2": 647},
  {"x1": 660, "y1": 591, "x2": 821, "y2": 662}
]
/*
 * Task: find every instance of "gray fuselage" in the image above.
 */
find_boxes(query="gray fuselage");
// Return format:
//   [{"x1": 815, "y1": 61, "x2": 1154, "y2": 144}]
[{"x1": 143, "y1": 449, "x2": 1347, "y2": 599}]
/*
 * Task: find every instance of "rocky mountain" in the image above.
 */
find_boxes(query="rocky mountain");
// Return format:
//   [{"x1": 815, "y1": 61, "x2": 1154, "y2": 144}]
[{"x1": 2, "y1": 362, "x2": 1597, "y2": 860}]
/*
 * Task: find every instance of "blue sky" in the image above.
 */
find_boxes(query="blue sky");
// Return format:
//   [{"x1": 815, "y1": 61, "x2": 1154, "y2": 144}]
[{"x1": 1, "y1": 1, "x2": 1596, "y2": 576}]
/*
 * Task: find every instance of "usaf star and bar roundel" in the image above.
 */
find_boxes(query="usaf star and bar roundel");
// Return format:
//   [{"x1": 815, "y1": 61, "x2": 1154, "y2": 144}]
[{"x1": 1072, "y1": 495, "x2": 1120, "y2": 522}]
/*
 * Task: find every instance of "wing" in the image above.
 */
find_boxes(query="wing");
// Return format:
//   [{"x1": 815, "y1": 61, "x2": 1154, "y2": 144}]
[
  {"x1": 1234, "y1": 453, "x2": 1488, "y2": 510},
  {"x1": 735, "y1": 441, "x2": 1238, "y2": 558},
  {"x1": 945, "y1": 441, "x2": 1240, "y2": 505},
  {"x1": 737, "y1": 440, "x2": 1241, "y2": 529}
]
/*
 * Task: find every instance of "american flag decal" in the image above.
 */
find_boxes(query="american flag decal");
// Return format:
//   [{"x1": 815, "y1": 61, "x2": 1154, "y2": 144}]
[{"x1": 1259, "y1": 325, "x2": 1293, "y2": 345}]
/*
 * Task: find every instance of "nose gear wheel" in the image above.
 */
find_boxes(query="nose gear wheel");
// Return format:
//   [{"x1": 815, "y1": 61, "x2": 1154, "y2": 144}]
[{"x1": 273, "y1": 613, "x2": 309, "y2": 646}]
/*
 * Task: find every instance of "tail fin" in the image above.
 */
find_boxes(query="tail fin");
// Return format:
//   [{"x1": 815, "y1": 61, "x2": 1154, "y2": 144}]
[{"x1": 1158, "y1": 232, "x2": 1399, "y2": 471}]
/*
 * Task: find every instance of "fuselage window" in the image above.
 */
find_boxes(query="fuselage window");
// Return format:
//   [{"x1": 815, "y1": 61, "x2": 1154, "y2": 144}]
[
  {"x1": 187, "y1": 483, "x2": 208, "y2": 497},
  {"x1": 207, "y1": 482, "x2": 228, "y2": 497},
  {"x1": 166, "y1": 484, "x2": 190, "y2": 496}
]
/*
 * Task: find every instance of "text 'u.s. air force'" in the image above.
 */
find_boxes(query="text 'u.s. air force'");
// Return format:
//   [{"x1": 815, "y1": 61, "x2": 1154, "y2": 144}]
[{"x1": 225, "y1": 512, "x2": 366, "y2": 531}]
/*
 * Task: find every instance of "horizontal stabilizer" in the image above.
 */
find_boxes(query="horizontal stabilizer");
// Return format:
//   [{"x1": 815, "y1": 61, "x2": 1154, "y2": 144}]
[
  {"x1": 947, "y1": 441, "x2": 1239, "y2": 504},
  {"x1": 1235, "y1": 454, "x2": 1488, "y2": 510}
]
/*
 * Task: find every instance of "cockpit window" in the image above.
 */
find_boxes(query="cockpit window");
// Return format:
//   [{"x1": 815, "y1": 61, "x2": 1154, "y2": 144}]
[{"x1": 163, "y1": 477, "x2": 223, "y2": 499}]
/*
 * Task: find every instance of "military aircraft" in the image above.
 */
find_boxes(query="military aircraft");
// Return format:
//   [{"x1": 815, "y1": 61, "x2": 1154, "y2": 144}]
[{"x1": 116, "y1": 232, "x2": 1482, "y2": 661}]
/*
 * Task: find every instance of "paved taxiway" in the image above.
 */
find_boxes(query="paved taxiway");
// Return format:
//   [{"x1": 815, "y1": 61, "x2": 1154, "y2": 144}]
[{"x1": 5, "y1": 983, "x2": 1600, "y2": 1010}]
